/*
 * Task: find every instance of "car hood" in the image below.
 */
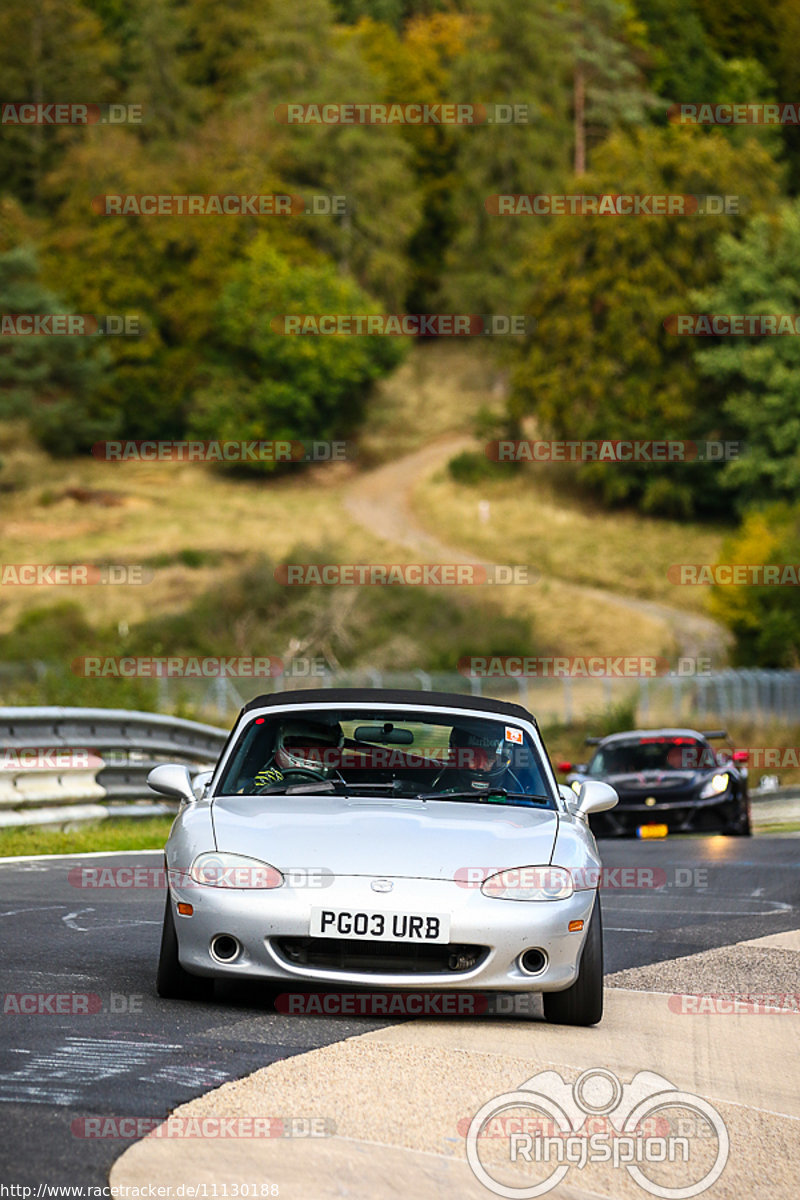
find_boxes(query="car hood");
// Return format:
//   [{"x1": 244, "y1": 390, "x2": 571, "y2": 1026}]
[{"x1": 211, "y1": 793, "x2": 559, "y2": 880}]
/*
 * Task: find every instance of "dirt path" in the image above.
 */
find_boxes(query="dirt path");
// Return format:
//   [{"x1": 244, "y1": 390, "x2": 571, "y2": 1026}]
[{"x1": 343, "y1": 437, "x2": 731, "y2": 662}]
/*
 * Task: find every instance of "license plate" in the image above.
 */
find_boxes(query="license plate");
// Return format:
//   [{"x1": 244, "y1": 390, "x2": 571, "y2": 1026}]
[
  {"x1": 637, "y1": 823, "x2": 668, "y2": 839},
  {"x1": 310, "y1": 907, "x2": 450, "y2": 943}
]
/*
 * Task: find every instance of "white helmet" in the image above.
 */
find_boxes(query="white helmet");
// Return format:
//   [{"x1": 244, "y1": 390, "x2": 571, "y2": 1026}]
[{"x1": 274, "y1": 720, "x2": 343, "y2": 772}]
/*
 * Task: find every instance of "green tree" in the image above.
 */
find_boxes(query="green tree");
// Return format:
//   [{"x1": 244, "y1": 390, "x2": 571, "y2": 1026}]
[
  {"x1": 569, "y1": 0, "x2": 656, "y2": 175},
  {"x1": 442, "y1": 0, "x2": 574, "y2": 312},
  {"x1": 693, "y1": 201, "x2": 800, "y2": 508},
  {"x1": 0, "y1": 0, "x2": 118, "y2": 205},
  {"x1": 634, "y1": 0, "x2": 723, "y2": 107},
  {"x1": 0, "y1": 244, "x2": 114, "y2": 452},
  {"x1": 351, "y1": 11, "x2": 473, "y2": 310},
  {"x1": 709, "y1": 504, "x2": 800, "y2": 666},
  {"x1": 187, "y1": 238, "x2": 406, "y2": 472},
  {"x1": 511, "y1": 126, "x2": 781, "y2": 517}
]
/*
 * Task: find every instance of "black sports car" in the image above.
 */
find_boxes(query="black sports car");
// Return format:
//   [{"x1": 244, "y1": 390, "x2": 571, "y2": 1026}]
[{"x1": 558, "y1": 728, "x2": 751, "y2": 837}]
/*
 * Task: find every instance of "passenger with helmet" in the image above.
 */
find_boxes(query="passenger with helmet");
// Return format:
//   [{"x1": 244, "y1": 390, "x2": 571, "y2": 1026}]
[{"x1": 430, "y1": 722, "x2": 514, "y2": 793}]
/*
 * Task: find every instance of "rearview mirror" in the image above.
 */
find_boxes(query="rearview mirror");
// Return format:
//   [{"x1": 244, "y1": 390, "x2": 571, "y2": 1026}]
[
  {"x1": 147, "y1": 763, "x2": 195, "y2": 804},
  {"x1": 353, "y1": 725, "x2": 414, "y2": 744},
  {"x1": 577, "y1": 779, "x2": 618, "y2": 817}
]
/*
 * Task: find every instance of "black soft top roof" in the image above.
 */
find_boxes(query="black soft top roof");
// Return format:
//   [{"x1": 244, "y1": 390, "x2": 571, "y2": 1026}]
[{"x1": 241, "y1": 687, "x2": 536, "y2": 725}]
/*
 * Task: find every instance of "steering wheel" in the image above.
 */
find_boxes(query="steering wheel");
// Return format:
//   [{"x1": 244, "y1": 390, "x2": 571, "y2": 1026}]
[{"x1": 255, "y1": 766, "x2": 329, "y2": 793}]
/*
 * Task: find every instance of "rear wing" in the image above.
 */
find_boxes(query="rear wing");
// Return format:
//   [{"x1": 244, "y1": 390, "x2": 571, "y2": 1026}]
[{"x1": 701, "y1": 730, "x2": 729, "y2": 740}]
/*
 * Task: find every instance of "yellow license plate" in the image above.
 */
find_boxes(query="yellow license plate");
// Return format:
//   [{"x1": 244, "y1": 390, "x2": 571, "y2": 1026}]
[{"x1": 637, "y1": 823, "x2": 668, "y2": 839}]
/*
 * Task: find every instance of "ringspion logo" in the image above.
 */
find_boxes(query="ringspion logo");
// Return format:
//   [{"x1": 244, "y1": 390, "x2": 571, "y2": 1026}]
[{"x1": 466, "y1": 1069, "x2": 728, "y2": 1198}]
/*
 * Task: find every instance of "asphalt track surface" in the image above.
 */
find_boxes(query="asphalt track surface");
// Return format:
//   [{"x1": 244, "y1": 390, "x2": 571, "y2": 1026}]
[{"x1": 0, "y1": 835, "x2": 797, "y2": 1188}]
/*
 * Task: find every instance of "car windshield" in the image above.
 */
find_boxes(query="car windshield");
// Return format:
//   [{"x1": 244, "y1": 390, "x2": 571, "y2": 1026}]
[
  {"x1": 588, "y1": 736, "x2": 715, "y2": 775},
  {"x1": 216, "y1": 707, "x2": 556, "y2": 807}
]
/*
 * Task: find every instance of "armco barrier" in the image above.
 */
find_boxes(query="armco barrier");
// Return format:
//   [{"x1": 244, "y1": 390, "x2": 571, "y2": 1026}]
[{"x1": 0, "y1": 707, "x2": 228, "y2": 829}]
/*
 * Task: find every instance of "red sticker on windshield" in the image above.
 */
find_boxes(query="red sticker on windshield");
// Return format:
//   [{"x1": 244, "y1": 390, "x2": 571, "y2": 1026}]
[{"x1": 505, "y1": 727, "x2": 523, "y2": 744}]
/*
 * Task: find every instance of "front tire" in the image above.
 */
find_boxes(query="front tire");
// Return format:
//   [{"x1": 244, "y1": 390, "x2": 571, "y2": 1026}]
[
  {"x1": 156, "y1": 894, "x2": 214, "y2": 1000},
  {"x1": 723, "y1": 796, "x2": 752, "y2": 837},
  {"x1": 542, "y1": 895, "x2": 603, "y2": 1026}
]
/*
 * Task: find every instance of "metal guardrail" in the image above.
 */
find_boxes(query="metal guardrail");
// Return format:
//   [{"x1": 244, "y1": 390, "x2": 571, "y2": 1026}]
[{"x1": 0, "y1": 707, "x2": 228, "y2": 829}]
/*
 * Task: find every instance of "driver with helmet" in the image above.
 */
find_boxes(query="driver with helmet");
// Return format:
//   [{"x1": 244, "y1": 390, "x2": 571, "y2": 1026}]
[{"x1": 249, "y1": 718, "x2": 345, "y2": 790}]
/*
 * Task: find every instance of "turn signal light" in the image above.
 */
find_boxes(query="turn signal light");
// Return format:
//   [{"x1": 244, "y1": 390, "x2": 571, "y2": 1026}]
[
  {"x1": 568, "y1": 920, "x2": 584, "y2": 932},
  {"x1": 177, "y1": 902, "x2": 193, "y2": 916}
]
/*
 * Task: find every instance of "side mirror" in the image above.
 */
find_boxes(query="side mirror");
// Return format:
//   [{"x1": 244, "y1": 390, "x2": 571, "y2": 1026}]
[
  {"x1": 577, "y1": 779, "x2": 618, "y2": 817},
  {"x1": 147, "y1": 763, "x2": 196, "y2": 804},
  {"x1": 558, "y1": 783, "x2": 579, "y2": 811},
  {"x1": 192, "y1": 769, "x2": 214, "y2": 799}
]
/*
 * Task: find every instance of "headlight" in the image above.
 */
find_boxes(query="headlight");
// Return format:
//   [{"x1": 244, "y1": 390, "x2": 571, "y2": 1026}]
[
  {"x1": 189, "y1": 852, "x2": 283, "y2": 889},
  {"x1": 481, "y1": 866, "x2": 573, "y2": 901},
  {"x1": 700, "y1": 772, "x2": 730, "y2": 799}
]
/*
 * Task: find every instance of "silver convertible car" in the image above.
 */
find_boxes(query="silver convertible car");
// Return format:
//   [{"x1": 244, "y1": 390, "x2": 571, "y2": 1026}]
[{"x1": 148, "y1": 688, "x2": 618, "y2": 1025}]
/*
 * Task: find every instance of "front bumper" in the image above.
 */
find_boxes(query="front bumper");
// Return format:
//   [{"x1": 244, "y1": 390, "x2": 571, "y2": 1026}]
[
  {"x1": 591, "y1": 792, "x2": 742, "y2": 836},
  {"x1": 168, "y1": 872, "x2": 596, "y2": 993}
]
